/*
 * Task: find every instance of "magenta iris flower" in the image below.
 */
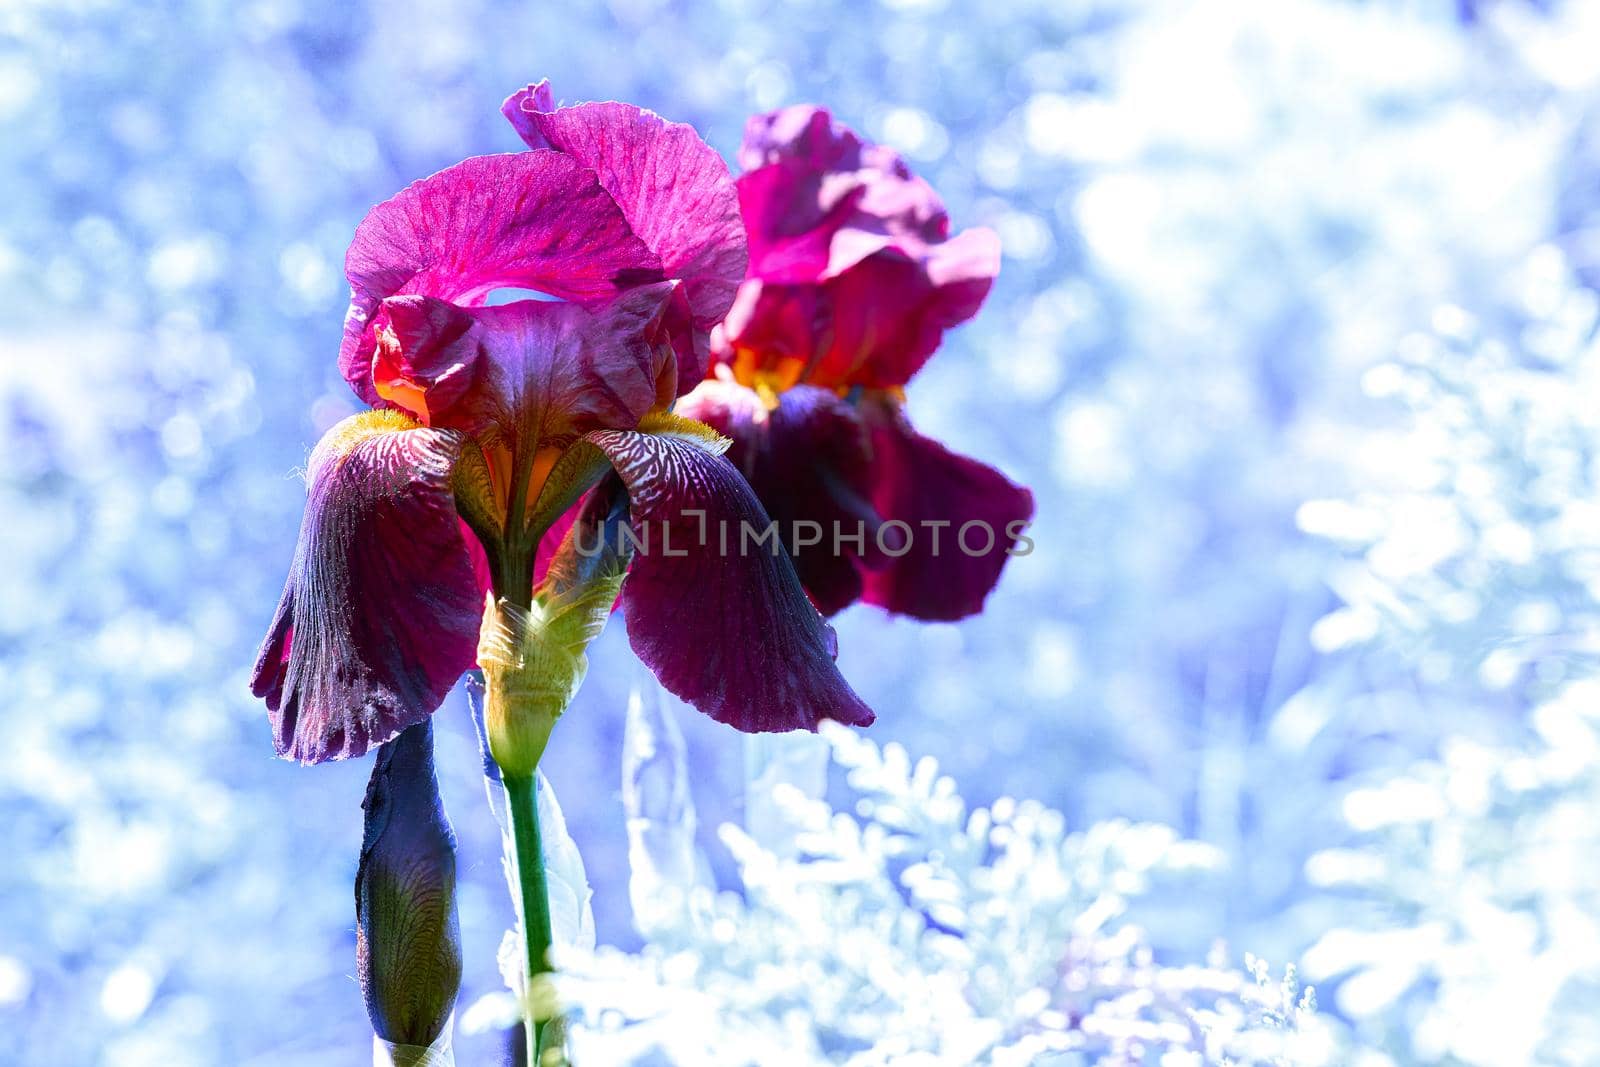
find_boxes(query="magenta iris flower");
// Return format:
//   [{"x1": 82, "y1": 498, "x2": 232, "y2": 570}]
[
  {"x1": 253, "y1": 83, "x2": 872, "y2": 764},
  {"x1": 677, "y1": 105, "x2": 1035, "y2": 620}
]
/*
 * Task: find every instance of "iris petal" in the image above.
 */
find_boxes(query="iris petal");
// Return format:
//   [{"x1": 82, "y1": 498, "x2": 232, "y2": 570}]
[
  {"x1": 502, "y1": 82, "x2": 749, "y2": 385},
  {"x1": 725, "y1": 104, "x2": 1000, "y2": 392},
  {"x1": 678, "y1": 381, "x2": 883, "y2": 616},
  {"x1": 339, "y1": 151, "x2": 663, "y2": 413},
  {"x1": 811, "y1": 231, "x2": 999, "y2": 388},
  {"x1": 251, "y1": 410, "x2": 484, "y2": 763},
  {"x1": 857, "y1": 401, "x2": 1035, "y2": 622},
  {"x1": 580, "y1": 415, "x2": 874, "y2": 732}
]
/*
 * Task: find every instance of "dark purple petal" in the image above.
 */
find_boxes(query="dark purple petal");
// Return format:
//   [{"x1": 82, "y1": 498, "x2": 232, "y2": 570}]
[
  {"x1": 340, "y1": 151, "x2": 663, "y2": 411},
  {"x1": 583, "y1": 416, "x2": 874, "y2": 732},
  {"x1": 357, "y1": 719, "x2": 461, "y2": 1047},
  {"x1": 677, "y1": 381, "x2": 884, "y2": 616},
  {"x1": 857, "y1": 401, "x2": 1034, "y2": 621},
  {"x1": 251, "y1": 411, "x2": 483, "y2": 763},
  {"x1": 503, "y1": 86, "x2": 748, "y2": 385}
]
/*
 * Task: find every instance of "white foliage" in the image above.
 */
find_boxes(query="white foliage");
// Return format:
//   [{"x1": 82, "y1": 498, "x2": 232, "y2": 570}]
[
  {"x1": 1306, "y1": 678, "x2": 1600, "y2": 1066},
  {"x1": 1301, "y1": 249, "x2": 1600, "y2": 700},
  {"x1": 552, "y1": 717, "x2": 1332, "y2": 1066},
  {"x1": 1297, "y1": 251, "x2": 1600, "y2": 1065}
]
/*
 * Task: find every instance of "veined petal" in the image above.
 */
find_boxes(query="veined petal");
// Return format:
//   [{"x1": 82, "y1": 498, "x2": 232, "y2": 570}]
[
  {"x1": 502, "y1": 82, "x2": 749, "y2": 385},
  {"x1": 340, "y1": 151, "x2": 663, "y2": 411},
  {"x1": 677, "y1": 381, "x2": 883, "y2": 616},
  {"x1": 251, "y1": 411, "x2": 483, "y2": 763},
  {"x1": 857, "y1": 401, "x2": 1034, "y2": 621},
  {"x1": 580, "y1": 414, "x2": 874, "y2": 732}
]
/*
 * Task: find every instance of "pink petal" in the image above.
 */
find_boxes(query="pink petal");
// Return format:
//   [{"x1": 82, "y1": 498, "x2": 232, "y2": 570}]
[
  {"x1": 736, "y1": 155, "x2": 869, "y2": 284},
  {"x1": 722, "y1": 105, "x2": 1000, "y2": 391},
  {"x1": 811, "y1": 232, "x2": 999, "y2": 389},
  {"x1": 857, "y1": 401, "x2": 1034, "y2": 621},
  {"x1": 738, "y1": 104, "x2": 869, "y2": 175},
  {"x1": 736, "y1": 104, "x2": 953, "y2": 283},
  {"x1": 340, "y1": 152, "x2": 663, "y2": 410},
  {"x1": 499, "y1": 80, "x2": 556, "y2": 147},
  {"x1": 583, "y1": 422, "x2": 874, "y2": 732},
  {"x1": 251, "y1": 413, "x2": 484, "y2": 763},
  {"x1": 503, "y1": 86, "x2": 748, "y2": 385}
]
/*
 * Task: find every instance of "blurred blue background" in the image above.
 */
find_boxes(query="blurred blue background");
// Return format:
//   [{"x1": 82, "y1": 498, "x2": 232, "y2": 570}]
[{"x1": 6, "y1": 0, "x2": 1600, "y2": 1063}]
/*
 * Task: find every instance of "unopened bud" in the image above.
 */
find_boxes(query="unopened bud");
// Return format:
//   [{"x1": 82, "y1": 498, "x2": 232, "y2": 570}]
[{"x1": 357, "y1": 720, "x2": 461, "y2": 1057}]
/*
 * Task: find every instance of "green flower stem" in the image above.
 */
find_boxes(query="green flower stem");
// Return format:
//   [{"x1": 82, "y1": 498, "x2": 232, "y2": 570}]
[{"x1": 502, "y1": 773, "x2": 557, "y2": 1066}]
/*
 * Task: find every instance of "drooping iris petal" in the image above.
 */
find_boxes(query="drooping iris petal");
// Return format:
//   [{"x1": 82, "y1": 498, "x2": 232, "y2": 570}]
[
  {"x1": 372, "y1": 295, "x2": 481, "y2": 425},
  {"x1": 503, "y1": 82, "x2": 748, "y2": 384},
  {"x1": 856, "y1": 401, "x2": 1035, "y2": 622},
  {"x1": 579, "y1": 415, "x2": 874, "y2": 732},
  {"x1": 251, "y1": 410, "x2": 483, "y2": 763},
  {"x1": 357, "y1": 719, "x2": 461, "y2": 1049},
  {"x1": 678, "y1": 380, "x2": 883, "y2": 616},
  {"x1": 340, "y1": 151, "x2": 663, "y2": 411}
]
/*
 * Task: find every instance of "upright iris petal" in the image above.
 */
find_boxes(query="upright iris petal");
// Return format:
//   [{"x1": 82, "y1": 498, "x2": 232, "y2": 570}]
[
  {"x1": 256, "y1": 82, "x2": 874, "y2": 763},
  {"x1": 503, "y1": 80, "x2": 747, "y2": 385},
  {"x1": 678, "y1": 104, "x2": 1033, "y2": 622}
]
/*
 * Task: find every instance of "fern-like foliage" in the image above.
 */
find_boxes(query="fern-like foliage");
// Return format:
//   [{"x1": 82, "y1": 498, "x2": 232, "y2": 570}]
[{"x1": 517, "y1": 691, "x2": 1334, "y2": 1066}]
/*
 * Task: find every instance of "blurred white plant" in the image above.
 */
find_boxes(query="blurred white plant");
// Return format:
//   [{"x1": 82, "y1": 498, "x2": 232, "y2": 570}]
[
  {"x1": 1291, "y1": 250, "x2": 1600, "y2": 1065},
  {"x1": 1299, "y1": 248, "x2": 1600, "y2": 703},
  {"x1": 515, "y1": 688, "x2": 1334, "y2": 1067},
  {"x1": 1304, "y1": 677, "x2": 1600, "y2": 1066}
]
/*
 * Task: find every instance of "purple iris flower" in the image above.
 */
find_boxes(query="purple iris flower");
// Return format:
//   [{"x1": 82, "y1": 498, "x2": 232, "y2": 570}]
[
  {"x1": 677, "y1": 105, "x2": 1035, "y2": 620},
  {"x1": 252, "y1": 82, "x2": 873, "y2": 764}
]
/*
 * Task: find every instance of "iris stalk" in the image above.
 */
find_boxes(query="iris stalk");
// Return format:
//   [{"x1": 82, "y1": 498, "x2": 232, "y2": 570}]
[
  {"x1": 477, "y1": 482, "x2": 629, "y2": 1067},
  {"x1": 503, "y1": 773, "x2": 557, "y2": 1065}
]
